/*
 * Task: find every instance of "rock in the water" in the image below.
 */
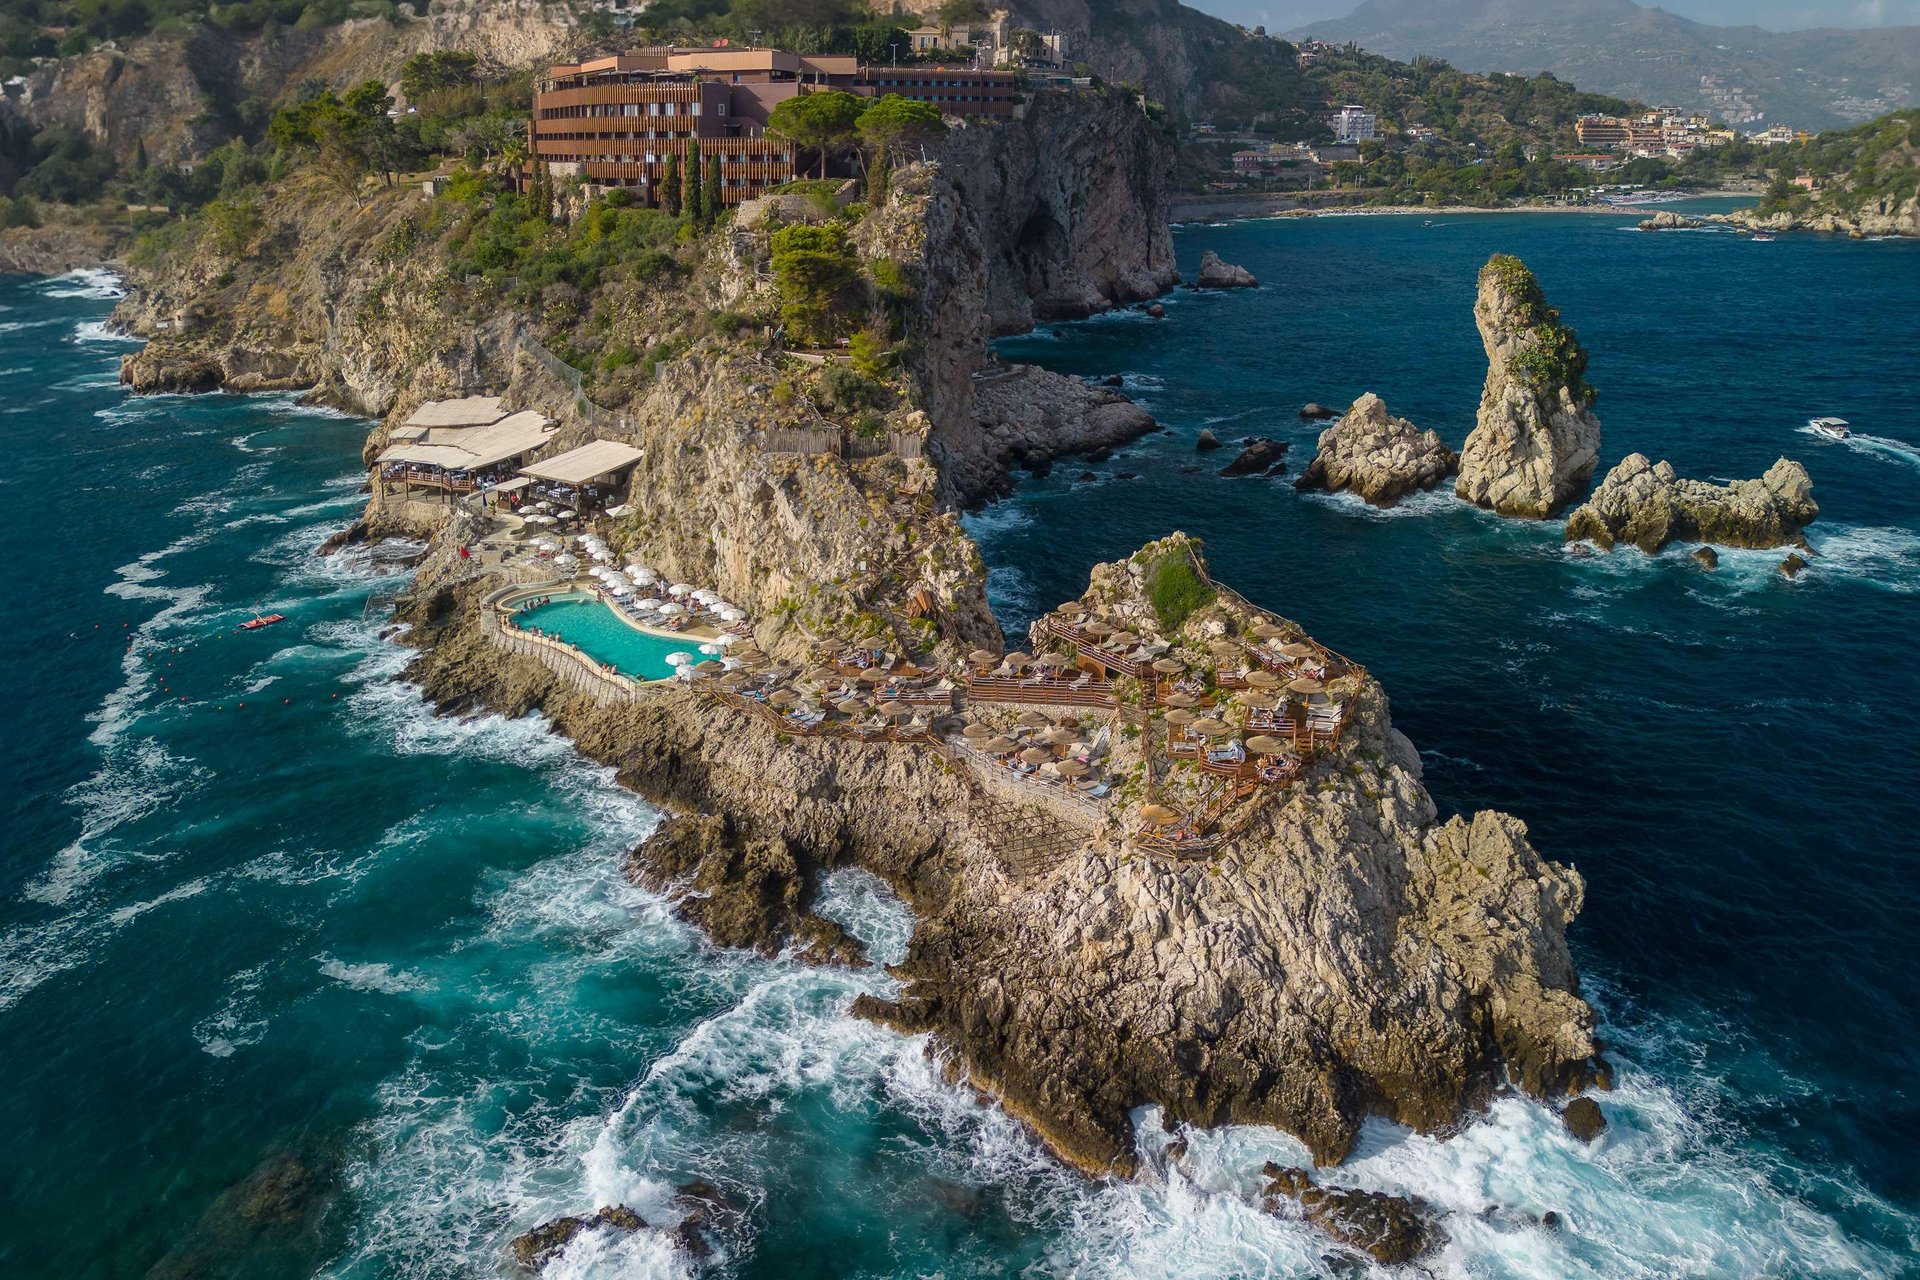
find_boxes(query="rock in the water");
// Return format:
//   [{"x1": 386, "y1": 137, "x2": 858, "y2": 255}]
[
  {"x1": 961, "y1": 364, "x2": 1155, "y2": 501},
  {"x1": 1102, "y1": 373, "x2": 1125, "y2": 386},
  {"x1": 1294, "y1": 392, "x2": 1459, "y2": 506},
  {"x1": 1562, "y1": 454, "x2": 1818, "y2": 552},
  {"x1": 1638, "y1": 210, "x2": 1705, "y2": 231},
  {"x1": 510, "y1": 1206, "x2": 647, "y2": 1269},
  {"x1": 1563, "y1": 1097, "x2": 1606, "y2": 1142},
  {"x1": 1220, "y1": 438, "x2": 1289, "y2": 477},
  {"x1": 1455, "y1": 255, "x2": 1602, "y2": 518},
  {"x1": 1086, "y1": 445, "x2": 1113, "y2": 463},
  {"x1": 1147, "y1": 303, "x2": 1165, "y2": 317},
  {"x1": 1194, "y1": 249, "x2": 1258, "y2": 288},
  {"x1": 1195, "y1": 427, "x2": 1222, "y2": 451},
  {"x1": 1692, "y1": 545, "x2": 1720, "y2": 569},
  {"x1": 1262, "y1": 1163, "x2": 1445, "y2": 1265},
  {"x1": 1300, "y1": 402, "x2": 1336, "y2": 420},
  {"x1": 1781, "y1": 552, "x2": 1809, "y2": 577}
]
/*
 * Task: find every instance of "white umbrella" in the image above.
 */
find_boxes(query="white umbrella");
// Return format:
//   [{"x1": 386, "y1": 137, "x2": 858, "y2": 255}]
[
  {"x1": 635, "y1": 597, "x2": 663, "y2": 610},
  {"x1": 555, "y1": 508, "x2": 577, "y2": 519},
  {"x1": 659, "y1": 602, "x2": 686, "y2": 616},
  {"x1": 721, "y1": 657, "x2": 742, "y2": 670},
  {"x1": 699, "y1": 643, "x2": 722, "y2": 655},
  {"x1": 714, "y1": 632, "x2": 741, "y2": 646},
  {"x1": 554, "y1": 554, "x2": 577, "y2": 568},
  {"x1": 609, "y1": 583, "x2": 632, "y2": 596},
  {"x1": 666, "y1": 652, "x2": 694, "y2": 666},
  {"x1": 692, "y1": 589, "x2": 717, "y2": 603},
  {"x1": 604, "y1": 504, "x2": 630, "y2": 517},
  {"x1": 668, "y1": 583, "x2": 693, "y2": 597}
]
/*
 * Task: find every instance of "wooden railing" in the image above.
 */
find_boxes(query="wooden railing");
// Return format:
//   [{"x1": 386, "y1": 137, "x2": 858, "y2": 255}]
[
  {"x1": 965, "y1": 673, "x2": 1117, "y2": 709},
  {"x1": 931, "y1": 736, "x2": 1109, "y2": 825},
  {"x1": 1040, "y1": 617, "x2": 1153, "y2": 679}
]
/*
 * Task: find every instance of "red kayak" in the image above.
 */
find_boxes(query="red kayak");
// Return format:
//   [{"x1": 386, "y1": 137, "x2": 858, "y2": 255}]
[{"x1": 240, "y1": 613, "x2": 286, "y2": 630}]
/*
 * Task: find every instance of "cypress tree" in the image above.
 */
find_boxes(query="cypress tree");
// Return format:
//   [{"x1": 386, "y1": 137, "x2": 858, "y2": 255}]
[
  {"x1": 662, "y1": 153, "x2": 681, "y2": 217},
  {"x1": 704, "y1": 153, "x2": 722, "y2": 225},
  {"x1": 685, "y1": 139, "x2": 702, "y2": 227}
]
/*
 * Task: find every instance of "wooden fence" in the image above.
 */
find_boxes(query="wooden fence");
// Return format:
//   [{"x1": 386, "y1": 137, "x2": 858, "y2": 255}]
[{"x1": 965, "y1": 673, "x2": 1118, "y2": 709}]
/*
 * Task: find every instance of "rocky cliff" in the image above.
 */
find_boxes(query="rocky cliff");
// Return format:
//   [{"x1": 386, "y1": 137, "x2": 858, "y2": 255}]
[
  {"x1": 1294, "y1": 392, "x2": 1457, "y2": 505},
  {"x1": 397, "y1": 533, "x2": 1603, "y2": 1181},
  {"x1": 1563, "y1": 453, "x2": 1818, "y2": 553},
  {"x1": 1454, "y1": 254, "x2": 1601, "y2": 519},
  {"x1": 1719, "y1": 192, "x2": 1920, "y2": 239},
  {"x1": 902, "y1": 88, "x2": 1179, "y2": 504}
]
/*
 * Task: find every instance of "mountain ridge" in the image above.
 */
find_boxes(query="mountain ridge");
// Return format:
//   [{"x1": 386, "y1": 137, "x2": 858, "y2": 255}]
[{"x1": 1292, "y1": 0, "x2": 1918, "y2": 131}]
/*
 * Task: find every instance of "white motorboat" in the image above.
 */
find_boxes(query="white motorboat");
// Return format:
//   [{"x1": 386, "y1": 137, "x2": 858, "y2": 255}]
[{"x1": 1809, "y1": 417, "x2": 1851, "y2": 441}]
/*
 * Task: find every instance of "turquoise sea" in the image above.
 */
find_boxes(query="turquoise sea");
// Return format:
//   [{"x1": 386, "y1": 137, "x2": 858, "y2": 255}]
[{"x1": 3, "y1": 202, "x2": 1918, "y2": 1278}]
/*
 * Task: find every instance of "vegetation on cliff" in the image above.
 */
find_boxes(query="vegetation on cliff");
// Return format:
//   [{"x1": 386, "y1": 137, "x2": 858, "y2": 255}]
[
  {"x1": 1480, "y1": 254, "x2": 1593, "y2": 407},
  {"x1": 1752, "y1": 109, "x2": 1918, "y2": 221}
]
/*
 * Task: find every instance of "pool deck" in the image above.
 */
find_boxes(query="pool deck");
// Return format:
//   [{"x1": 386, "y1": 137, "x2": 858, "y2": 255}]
[{"x1": 492, "y1": 580, "x2": 729, "y2": 685}]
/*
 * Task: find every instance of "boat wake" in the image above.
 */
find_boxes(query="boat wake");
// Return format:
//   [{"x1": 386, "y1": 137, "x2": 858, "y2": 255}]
[{"x1": 1795, "y1": 423, "x2": 1920, "y2": 469}]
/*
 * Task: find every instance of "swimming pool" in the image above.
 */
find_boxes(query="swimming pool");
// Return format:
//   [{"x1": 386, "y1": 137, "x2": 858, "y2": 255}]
[{"x1": 509, "y1": 593, "x2": 691, "y2": 681}]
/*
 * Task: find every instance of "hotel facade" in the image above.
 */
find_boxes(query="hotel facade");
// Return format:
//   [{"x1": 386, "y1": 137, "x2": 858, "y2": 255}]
[{"x1": 530, "y1": 48, "x2": 1023, "y2": 205}]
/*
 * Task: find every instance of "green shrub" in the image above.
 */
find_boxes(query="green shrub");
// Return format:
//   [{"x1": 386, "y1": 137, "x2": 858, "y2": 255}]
[
  {"x1": 816, "y1": 364, "x2": 882, "y2": 413},
  {"x1": 1145, "y1": 552, "x2": 1214, "y2": 632},
  {"x1": 770, "y1": 222, "x2": 858, "y2": 346},
  {"x1": 851, "y1": 410, "x2": 886, "y2": 439}
]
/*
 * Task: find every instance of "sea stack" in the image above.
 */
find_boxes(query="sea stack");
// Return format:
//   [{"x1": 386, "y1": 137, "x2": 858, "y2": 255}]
[
  {"x1": 1455, "y1": 255, "x2": 1601, "y2": 518},
  {"x1": 1563, "y1": 454, "x2": 1818, "y2": 552},
  {"x1": 1294, "y1": 392, "x2": 1459, "y2": 505},
  {"x1": 1193, "y1": 249, "x2": 1258, "y2": 288}
]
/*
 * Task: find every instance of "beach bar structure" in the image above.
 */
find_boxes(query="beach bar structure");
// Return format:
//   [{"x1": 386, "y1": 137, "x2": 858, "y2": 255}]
[
  {"x1": 516, "y1": 439, "x2": 646, "y2": 513},
  {"x1": 376, "y1": 407, "x2": 556, "y2": 498}
]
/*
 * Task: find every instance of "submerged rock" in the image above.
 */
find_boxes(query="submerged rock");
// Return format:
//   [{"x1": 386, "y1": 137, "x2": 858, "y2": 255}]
[
  {"x1": 1262, "y1": 1162, "x2": 1445, "y2": 1265},
  {"x1": 1300, "y1": 402, "x2": 1336, "y2": 420},
  {"x1": 1294, "y1": 392, "x2": 1458, "y2": 505},
  {"x1": 1563, "y1": 1096, "x2": 1607, "y2": 1142},
  {"x1": 1193, "y1": 249, "x2": 1258, "y2": 288},
  {"x1": 1562, "y1": 454, "x2": 1818, "y2": 552},
  {"x1": 1692, "y1": 546, "x2": 1720, "y2": 569},
  {"x1": 1455, "y1": 255, "x2": 1601, "y2": 518},
  {"x1": 510, "y1": 1206, "x2": 648, "y2": 1269},
  {"x1": 1219, "y1": 437, "x2": 1290, "y2": 476}
]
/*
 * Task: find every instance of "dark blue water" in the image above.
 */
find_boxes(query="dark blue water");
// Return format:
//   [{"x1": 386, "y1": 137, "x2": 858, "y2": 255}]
[
  {"x1": 4, "y1": 213, "x2": 1919, "y2": 1279},
  {"x1": 973, "y1": 207, "x2": 1920, "y2": 1263}
]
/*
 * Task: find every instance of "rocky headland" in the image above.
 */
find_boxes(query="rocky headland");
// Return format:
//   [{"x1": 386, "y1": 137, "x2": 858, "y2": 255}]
[
  {"x1": 1637, "y1": 210, "x2": 1705, "y2": 232},
  {"x1": 1563, "y1": 453, "x2": 1819, "y2": 553},
  {"x1": 1294, "y1": 392, "x2": 1459, "y2": 505},
  {"x1": 1455, "y1": 254, "x2": 1602, "y2": 518}
]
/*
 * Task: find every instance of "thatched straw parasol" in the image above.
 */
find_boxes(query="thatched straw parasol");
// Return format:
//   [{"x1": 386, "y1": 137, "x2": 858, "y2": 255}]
[
  {"x1": 1245, "y1": 670, "x2": 1282, "y2": 689},
  {"x1": 768, "y1": 688, "x2": 799, "y2": 706},
  {"x1": 1251, "y1": 622, "x2": 1285, "y2": 640},
  {"x1": 1245, "y1": 734, "x2": 1288, "y2": 756},
  {"x1": 981, "y1": 735, "x2": 1018, "y2": 754},
  {"x1": 1016, "y1": 710, "x2": 1050, "y2": 727},
  {"x1": 1081, "y1": 621, "x2": 1113, "y2": 637},
  {"x1": 961, "y1": 721, "x2": 994, "y2": 739},
  {"x1": 1240, "y1": 691, "x2": 1280, "y2": 710},
  {"x1": 1162, "y1": 692, "x2": 1200, "y2": 709},
  {"x1": 1279, "y1": 642, "x2": 1316, "y2": 659},
  {"x1": 1018, "y1": 746, "x2": 1052, "y2": 766},
  {"x1": 1005, "y1": 651, "x2": 1034, "y2": 668},
  {"x1": 836, "y1": 698, "x2": 869, "y2": 716},
  {"x1": 1055, "y1": 758, "x2": 1091, "y2": 778},
  {"x1": 859, "y1": 668, "x2": 891, "y2": 684},
  {"x1": 1193, "y1": 717, "x2": 1232, "y2": 737},
  {"x1": 1039, "y1": 726, "x2": 1076, "y2": 746},
  {"x1": 1038, "y1": 651, "x2": 1073, "y2": 668},
  {"x1": 1208, "y1": 639, "x2": 1242, "y2": 659},
  {"x1": 967, "y1": 649, "x2": 999, "y2": 668},
  {"x1": 1139, "y1": 804, "x2": 1180, "y2": 826},
  {"x1": 878, "y1": 699, "x2": 911, "y2": 717},
  {"x1": 1163, "y1": 708, "x2": 1197, "y2": 726},
  {"x1": 1288, "y1": 677, "x2": 1325, "y2": 694},
  {"x1": 896, "y1": 663, "x2": 926, "y2": 678},
  {"x1": 1151, "y1": 657, "x2": 1185, "y2": 675}
]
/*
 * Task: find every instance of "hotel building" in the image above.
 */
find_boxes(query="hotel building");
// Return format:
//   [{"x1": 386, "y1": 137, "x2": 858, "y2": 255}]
[{"x1": 530, "y1": 47, "x2": 1022, "y2": 205}]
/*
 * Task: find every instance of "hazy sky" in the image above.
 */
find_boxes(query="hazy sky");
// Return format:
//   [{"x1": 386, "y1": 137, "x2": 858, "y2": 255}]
[{"x1": 1195, "y1": 0, "x2": 1920, "y2": 32}]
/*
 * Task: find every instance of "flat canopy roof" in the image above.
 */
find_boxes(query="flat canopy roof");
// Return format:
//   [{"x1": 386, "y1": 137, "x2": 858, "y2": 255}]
[
  {"x1": 376, "y1": 411, "x2": 555, "y2": 472},
  {"x1": 403, "y1": 395, "x2": 506, "y2": 429},
  {"x1": 519, "y1": 440, "x2": 646, "y2": 486},
  {"x1": 487, "y1": 476, "x2": 532, "y2": 493}
]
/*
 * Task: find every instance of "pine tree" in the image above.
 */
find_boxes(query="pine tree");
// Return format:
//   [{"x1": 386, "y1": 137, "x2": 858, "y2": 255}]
[
  {"x1": 685, "y1": 139, "x2": 702, "y2": 227},
  {"x1": 662, "y1": 153, "x2": 681, "y2": 217},
  {"x1": 704, "y1": 153, "x2": 723, "y2": 224}
]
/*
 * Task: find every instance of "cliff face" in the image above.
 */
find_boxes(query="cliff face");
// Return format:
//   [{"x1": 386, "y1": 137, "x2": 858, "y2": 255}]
[
  {"x1": 1455, "y1": 255, "x2": 1601, "y2": 519},
  {"x1": 1564, "y1": 453, "x2": 1818, "y2": 552},
  {"x1": 395, "y1": 534, "x2": 1602, "y2": 1180},
  {"x1": 1726, "y1": 192, "x2": 1920, "y2": 239},
  {"x1": 1294, "y1": 392, "x2": 1458, "y2": 506},
  {"x1": 903, "y1": 88, "x2": 1179, "y2": 504}
]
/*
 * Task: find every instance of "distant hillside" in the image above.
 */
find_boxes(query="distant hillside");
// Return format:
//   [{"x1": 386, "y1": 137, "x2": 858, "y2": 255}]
[{"x1": 1294, "y1": 0, "x2": 1919, "y2": 132}]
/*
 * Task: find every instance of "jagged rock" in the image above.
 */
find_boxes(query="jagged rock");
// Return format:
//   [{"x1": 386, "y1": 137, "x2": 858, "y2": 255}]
[
  {"x1": 673, "y1": 1180, "x2": 741, "y2": 1259},
  {"x1": 1562, "y1": 454, "x2": 1818, "y2": 552},
  {"x1": 1638, "y1": 210, "x2": 1704, "y2": 231},
  {"x1": 1164, "y1": 1139, "x2": 1188, "y2": 1162},
  {"x1": 1193, "y1": 249, "x2": 1258, "y2": 288},
  {"x1": 1563, "y1": 1097, "x2": 1606, "y2": 1142},
  {"x1": 1455, "y1": 255, "x2": 1602, "y2": 518},
  {"x1": 510, "y1": 1206, "x2": 647, "y2": 1270},
  {"x1": 1692, "y1": 546, "x2": 1719, "y2": 569},
  {"x1": 961, "y1": 364, "x2": 1155, "y2": 499},
  {"x1": 118, "y1": 349, "x2": 224, "y2": 393},
  {"x1": 1020, "y1": 449, "x2": 1053, "y2": 476},
  {"x1": 1086, "y1": 445, "x2": 1113, "y2": 463},
  {"x1": 1781, "y1": 553, "x2": 1809, "y2": 578},
  {"x1": 317, "y1": 519, "x2": 370, "y2": 557},
  {"x1": 1261, "y1": 1163, "x2": 1445, "y2": 1265},
  {"x1": 1220, "y1": 438, "x2": 1289, "y2": 476},
  {"x1": 1195, "y1": 427, "x2": 1222, "y2": 451},
  {"x1": 1294, "y1": 392, "x2": 1459, "y2": 506},
  {"x1": 1300, "y1": 403, "x2": 1336, "y2": 420}
]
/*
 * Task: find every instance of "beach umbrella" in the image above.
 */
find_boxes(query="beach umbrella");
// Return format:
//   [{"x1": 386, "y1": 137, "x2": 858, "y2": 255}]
[
  {"x1": 967, "y1": 649, "x2": 999, "y2": 667},
  {"x1": 1251, "y1": 622, "x2": 1286, "y2": 639},
  {"x1": 1163, "y1": 708, "x2": 1197, "y2": 726},
  {"x1": 714, "y1": 632, "x2": 740, "y2": 646},
  {"x1": 1193, "y1": 717, "x2": 1232, "y2": 737},
  {"x1": 1162, "y1": 692, "x2": 1200, "y2": 708},
  {"x1": 608, "y1": 584, "x2": 632, "y2": 596},
  {"x1": 859, "y1": 668, "x2": 891, "y2": 685},
  {"x1": 1288, "y1": 677, "x2": 1325, "y2": 694},
  {"x1": 1209, "y1": 639, "x2": 1242, "y2": 659},
  {"x1": 694, "y1": 659, "x2": 726, "y2": 674},
  {"x1": 1241, "y1": 691, "x2": 1280, "y2": 710},
  {"x1": 699, "y1": 642, "x2": 722, "y2": 655},
  {"x1": 659, "y1": 603, "x2": 686, "y2": 617},
  {"x1": 961, "y1": 721, "x2": 993, "y2": 739},
  {"x1": 981, "y1": 736, "x2": 1017, "y2": 754},
  {"x1": 668, "y1": 583, "x2": 693, "y2": 596},
  {"x1": 1039, "y1": 727, "x2": 1076, "y2": 746},
  {"x1": 768, "y1": 687, "x2": 799, "y2": 707},
  {"x1": 1140, "y1": 803, "x2": 1180, "y2": 826},
  {"x1": 1279, "y1": 642, "x2": 1316, "y2": 659},
  {"x1": 896, "y1": 663, "x2": 926, "y2": 678},
  {"x1": 1018, "y1": 746, "x2": 1052, "y2": 766},
  {"x1": 716, "y1": 673, "x2": 747, "y2": 691},
  {"x1": 1151, "y1": 657, "x2": 1185, "y2": 675},
  {"x1": 878, "y1": 699, "x2": 911, "y2": 717},
  {"x1": 1246, "y1": 735, "x2": 1288, "y2": 756},
  {"x1": 1108, "y1": 630, "x2": 1139, "y2": 646},
  {"x1": 1246, "y1": 670, "x2": 1282, "y2": 689},
  {"x1": 1005, "y1": 651, "x2": 1033, "y2": 668},
  {"x1": 665, "y1": 651, "x2": 694, "y2": 666},
  {"x1": 1082, "y1": 621, "x2": 1112, "y2": 637},
  {"x1": 720, "y1": 657, "x2": 742, "y2": 671},
  {"x1": 836, "y1": 698, "x2": 868, "y2": 716},
  {"x1": 1016, "y1": 710, "x2": 1050, "y2": 727},
  {"x1": 1039, "y1": 651, "x2": 1073, "y2": 668},
  {"x1": 1055, "y1": 758, "x2": 1090, "y2": 778},
  {"x1": 720, "y1": 608, "x2": 744, "y2": 623}
]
